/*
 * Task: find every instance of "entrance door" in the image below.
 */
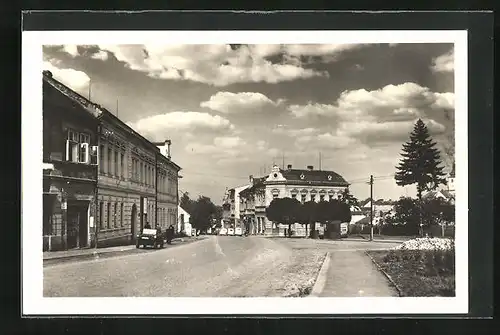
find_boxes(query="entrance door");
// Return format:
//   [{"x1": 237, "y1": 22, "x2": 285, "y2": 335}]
[
  {"x1": 67, "y1": 209, "x2": 79, "y2": 249},
  {"x1": 131, "y1": 204, "x2": 137, "y2": 241},
  {"x1": 67, "y1": 201, "x2": 89, "y2": 249}
]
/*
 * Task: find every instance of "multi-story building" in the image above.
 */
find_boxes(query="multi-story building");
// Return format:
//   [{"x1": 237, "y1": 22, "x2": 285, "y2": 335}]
[
  {"x1": 42, "y1": 70, "x2": 100, "y2": 251},
  {"x1": 96, "y1": 109, "x2": 162, "y2": 247},
  {"x1": 233, "y1": 164, "x2": 350, "y2": 236},
  {"x1": 42, "y1": 71, "x2": 182, "y2": 250},
  {"x1": 155, "y1": 140, "x2": 181, "y2": 233}
]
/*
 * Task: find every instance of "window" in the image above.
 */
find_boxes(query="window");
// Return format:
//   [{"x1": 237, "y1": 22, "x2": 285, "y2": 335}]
[
  {"x1": 66, "y1": 129, "x2": 79, "y2": 162},
  {"x1": 99, "y1": 145, "x2": 104, "y2": 172},
  {"x1": 113, "y1": 202, "x2": 118, "y2": 227},
  {"x1": 108, "y1": 148, "x2": 112, "y2": 175},
  {"x1": 114, "y1": 150, "x2": 118, "y2": 177},
  {"x1": 99, "y1": 202, "x2": 104, "y2": 229},
  {"x1": 121, "y1": 153, "x2": 125, "y2": 179},
  {"x1": 120, "y1": 203, "x2": 124, "y2": 227},
  {"x1": 140, "y1": 162, "x2": 143, "y2": 183},
  {"x1": 107, "y1": 203, "x2": 111, "y2": 229},
  {"x1": 301, "y1": 194, "x2": 306, "y2": 204}
]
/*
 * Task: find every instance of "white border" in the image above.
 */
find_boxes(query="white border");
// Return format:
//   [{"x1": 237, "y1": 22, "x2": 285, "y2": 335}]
[{"x1": 22, "y1": 30, "x2": 468, "y2": 315}]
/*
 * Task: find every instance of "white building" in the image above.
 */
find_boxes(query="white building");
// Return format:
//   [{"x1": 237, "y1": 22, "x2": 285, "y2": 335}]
[
  {"x1": 231, "y1": 164, "x2": 350, "y2": 236},
  {"x1": 177, "y1": 205, "x2": 193, "y2": 236}
]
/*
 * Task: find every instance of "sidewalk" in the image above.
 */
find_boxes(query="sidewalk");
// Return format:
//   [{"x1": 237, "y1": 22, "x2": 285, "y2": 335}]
[
  {"x1": 43, "y1": 237, "x2": 202, "y2": 263},
  {"x1": 318, "y1": 250, "x2": 398, "y2": 297}
]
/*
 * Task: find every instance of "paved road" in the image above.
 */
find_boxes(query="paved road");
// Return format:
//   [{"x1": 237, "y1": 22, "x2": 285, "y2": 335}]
[
  {"x1": 44, "y1": 236, "x2": 401, "y2": 297},
  {"x1": 272, "y1": 238, "x2": 402, "y2": 297}
]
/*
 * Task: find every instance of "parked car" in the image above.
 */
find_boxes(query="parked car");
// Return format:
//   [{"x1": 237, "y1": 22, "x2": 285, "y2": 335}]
[
  {"x1": 228, "y1": 228, "x2": 235, "y2": 235},
  {"x1": 340, "y1": 222, "x2": 349, "y2": 238},
  {"x1": 136, "y1": 228, "x2": 164, "y2": 249},
  {"x1": 219, "y1": 228, "x2": 228, "y2": 235},
  {"x1": 235, "y1": 227, "x2": 243, "y2": 236}
]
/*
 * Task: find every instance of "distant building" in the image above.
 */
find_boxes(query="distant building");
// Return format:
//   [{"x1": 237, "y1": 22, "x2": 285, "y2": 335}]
[
  {"x1": 227, "y1": 164, "x2": 350, "y2": 236},
  {"x1": 177, "y1": 205, "x2": 193, "y2": 236}
]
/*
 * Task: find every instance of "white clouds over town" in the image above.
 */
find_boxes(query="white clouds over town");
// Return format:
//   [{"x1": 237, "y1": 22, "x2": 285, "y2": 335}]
[
  {"x1": 43, "y1": 42, "x2": 455, "y2": 201},
  {"x1": 200, "y1": 91, "x2": 283, "y2": 114},
  {"x1": 431, "y1": 48, "x2": 454, "y2": 73}
]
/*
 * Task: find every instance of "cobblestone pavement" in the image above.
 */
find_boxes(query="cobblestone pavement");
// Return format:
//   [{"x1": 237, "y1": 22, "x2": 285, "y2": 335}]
[{"x1": 44, "y1": 236, "x2": 323, "y2": 297}]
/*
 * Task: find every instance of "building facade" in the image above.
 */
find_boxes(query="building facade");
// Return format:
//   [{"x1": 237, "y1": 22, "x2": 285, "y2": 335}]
[
  {"x1": 42, "y1": 71, "x2": 100, "y2": 251},
  {"x1": 228, "y1": 164, "x2": 350, "y2": 236},
  {"x1": 42, "y1": 71, "x2": 182, "y2": 250},
  {"x1": 155, "y1": 140, "x2": 181, "y2": 233}
]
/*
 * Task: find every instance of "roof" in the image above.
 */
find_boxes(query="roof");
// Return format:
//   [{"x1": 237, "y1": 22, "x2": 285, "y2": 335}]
[
  {"x1": 43, "y1": 71, "x2": 182, "y2": 172},
  {"x1": 270, "y1": 168, "x2": 349, "y2": 186}
]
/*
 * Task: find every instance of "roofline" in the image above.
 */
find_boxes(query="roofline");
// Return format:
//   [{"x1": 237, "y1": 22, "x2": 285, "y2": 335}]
[{"x1": 43, "y1": 71, "x2": 182, "y2": 172}]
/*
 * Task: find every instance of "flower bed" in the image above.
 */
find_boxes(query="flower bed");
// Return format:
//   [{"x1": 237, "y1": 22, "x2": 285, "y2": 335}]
[
  {"x1": 367, "y1": 238, "x2": 455, "y2": 296},
  {"x1": 393, "y1": 237, "x2": 454, "y2": 251}
]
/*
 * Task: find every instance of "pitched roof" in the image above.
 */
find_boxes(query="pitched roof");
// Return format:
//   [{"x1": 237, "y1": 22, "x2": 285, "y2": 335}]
[{"x1": 276, "y1": 168, "x2": 349, "y2": 185}]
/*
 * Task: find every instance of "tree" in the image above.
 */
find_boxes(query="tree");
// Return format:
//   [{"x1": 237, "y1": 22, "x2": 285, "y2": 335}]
[
  {"x1": 265, "y1": 197, "x2": 301, "y2": 237},
  {"x1": 341, "y1": 188, "x2": 360, "y2": 207},
  {"x1": 422, "y1": 197, "x2": 455, "y2": 237},
  {"x1": 385, "y1": 197, "x2": 420, "y2": 235},
  {"x1": 395, "y1": 119, "x2": 448, "y2": 235},
  {"x1": 297, "y1": 200, "x2": 319, "y2": 238},
  {"x1": 190, "y1": 196, "x2": 218, "y2": 232},
  {"x1": 179, "y1": 192, "x2": 195, "y2": 214}
]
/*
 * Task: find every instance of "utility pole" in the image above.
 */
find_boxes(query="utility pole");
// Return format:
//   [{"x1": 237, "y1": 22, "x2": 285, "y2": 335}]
[
  {"x1": 88, "y1": 80, "x2": 92, "y2": 100},
  {"x1": 282, "y1": 152, "x2": 285, "y2": 170},
  {"x1": 116, "y1": 99, "x2": 119, "y2": 118},
  {"x1": 319, "y1": 152, "x2": 322, "y2": 171},
  {"x1": 369, "y1": 175, "x2": 374, "y2": 241}
]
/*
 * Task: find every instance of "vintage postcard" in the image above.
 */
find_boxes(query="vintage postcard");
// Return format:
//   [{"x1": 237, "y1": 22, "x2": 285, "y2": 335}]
[{"x1": 22, "y1": 29, "x2": 468, "y2": 315}]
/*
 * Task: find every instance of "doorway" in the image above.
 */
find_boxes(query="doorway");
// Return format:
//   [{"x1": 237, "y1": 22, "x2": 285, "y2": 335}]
[
  {"x1": 131, "y1": 203, "x2": 137, "y2": 242},
  {"x1": 67, "y1": 201, "x2": 89, "y2": 249}
]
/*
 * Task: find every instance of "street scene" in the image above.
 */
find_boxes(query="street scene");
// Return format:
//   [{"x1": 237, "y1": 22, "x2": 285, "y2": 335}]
[{"x1": 42, "y1": 42, "x2": 456, "y2": 298}]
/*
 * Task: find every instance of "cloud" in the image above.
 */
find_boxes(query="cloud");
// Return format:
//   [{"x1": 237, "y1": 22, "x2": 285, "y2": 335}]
[
  {"x1": 289, "y1": 82, "x2": 451, "y2": 146},
  {"x1": 43, "y1": 60, "x2": 90, "y2": 91},
  {"x1": 200, "y1": 91, "x2": 282, "y2": 113},
  {"x1": 290, "y1": 82, "x2": 454, "y2": 120},
  {"x1": 295, "y1": 132, "x2": 356, "y2": 151},
  {"x1": 92, "y1": 44, "x2": 353, "y2": 86},
  {"x1": 288, "y1": 103, "x2": 338, "y2": 118},
  {"x1": 128, "y1": 111, "x2": 235, "y2": 141},
  {"x1": 431, "y1": 48, "x2": 454, "y2": 73},
  {"x1": 213, "y1": 136, "x2": 247, "y2": 149},
  {"x1": 91, "y1": 50, "x2": 109, "y2": 61},
  {"x1": 337, "y1": 118, "x2": 446, "y2": 144},
  {"x1": 272, "y1": 126, "x2": 319, "y2": 137},
  {"x1": 62, "y1": 45, "x2": 80, "y2": 57}
]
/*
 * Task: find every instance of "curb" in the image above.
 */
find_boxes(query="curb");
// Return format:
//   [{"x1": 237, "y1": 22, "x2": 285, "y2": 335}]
[
  {"x1": 364, "y1": 251, "x2": 404, "y2": 297},
  {"x1": 309, "y1": 252, "x2": 331, "y2": 297},
  {"x1": 43, "y1": 237, "x2": 204, "y2": 265}
]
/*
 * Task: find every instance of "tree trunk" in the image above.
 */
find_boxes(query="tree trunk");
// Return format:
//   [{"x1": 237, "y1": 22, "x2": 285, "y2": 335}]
[
  {"x1": 310, "y1": 221, "x2": 317, "y2": 239},
  {"x1": 288, "y1": 224, "x2": 292, "y2": 238}
]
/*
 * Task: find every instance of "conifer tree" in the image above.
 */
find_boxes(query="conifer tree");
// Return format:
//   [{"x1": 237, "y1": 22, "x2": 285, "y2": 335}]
[{"x1": 395, "y1": 119, "x2": 447, "y2": 234}]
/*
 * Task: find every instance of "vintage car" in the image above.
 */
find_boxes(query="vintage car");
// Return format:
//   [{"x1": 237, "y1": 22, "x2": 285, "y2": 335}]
[
  {"x1": 228, "y1": 228, "x2": 235, "y2": 236},
  {"x1": 219, "y1": 228, "x2": 228, "y2": 235},
  {"x1": 136, "y1": 228, "x2": 165, "y2": 249}
]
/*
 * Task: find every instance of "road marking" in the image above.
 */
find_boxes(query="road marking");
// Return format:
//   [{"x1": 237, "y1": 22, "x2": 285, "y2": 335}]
[{"x1": 309, "y1": 252, "x2": 330, "y2": 297}]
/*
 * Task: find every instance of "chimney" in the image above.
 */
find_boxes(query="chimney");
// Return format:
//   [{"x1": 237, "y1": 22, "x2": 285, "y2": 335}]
[
  {"x1": 307, "y1": 165, "x2": 314, "y2": 171},
  {"x1": 165, "y1": 140, "x2": 171, "y2": 159},
  {"x1": 249, "y1": 175, "x2": 253, "y2": 183},
  {"x1": 287, "y1": 164, "x2": 292, "y2": 170}
]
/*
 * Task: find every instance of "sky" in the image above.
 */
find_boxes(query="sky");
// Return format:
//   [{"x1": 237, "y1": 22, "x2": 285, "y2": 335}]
[{"x1": 42, "y1": 43, "x2": 455, "y2": 204}]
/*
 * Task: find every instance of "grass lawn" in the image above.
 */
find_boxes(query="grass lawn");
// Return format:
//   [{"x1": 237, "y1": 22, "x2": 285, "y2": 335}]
[{"x1": 367, "y1": 249, "x2": 455, "y2": 297}]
